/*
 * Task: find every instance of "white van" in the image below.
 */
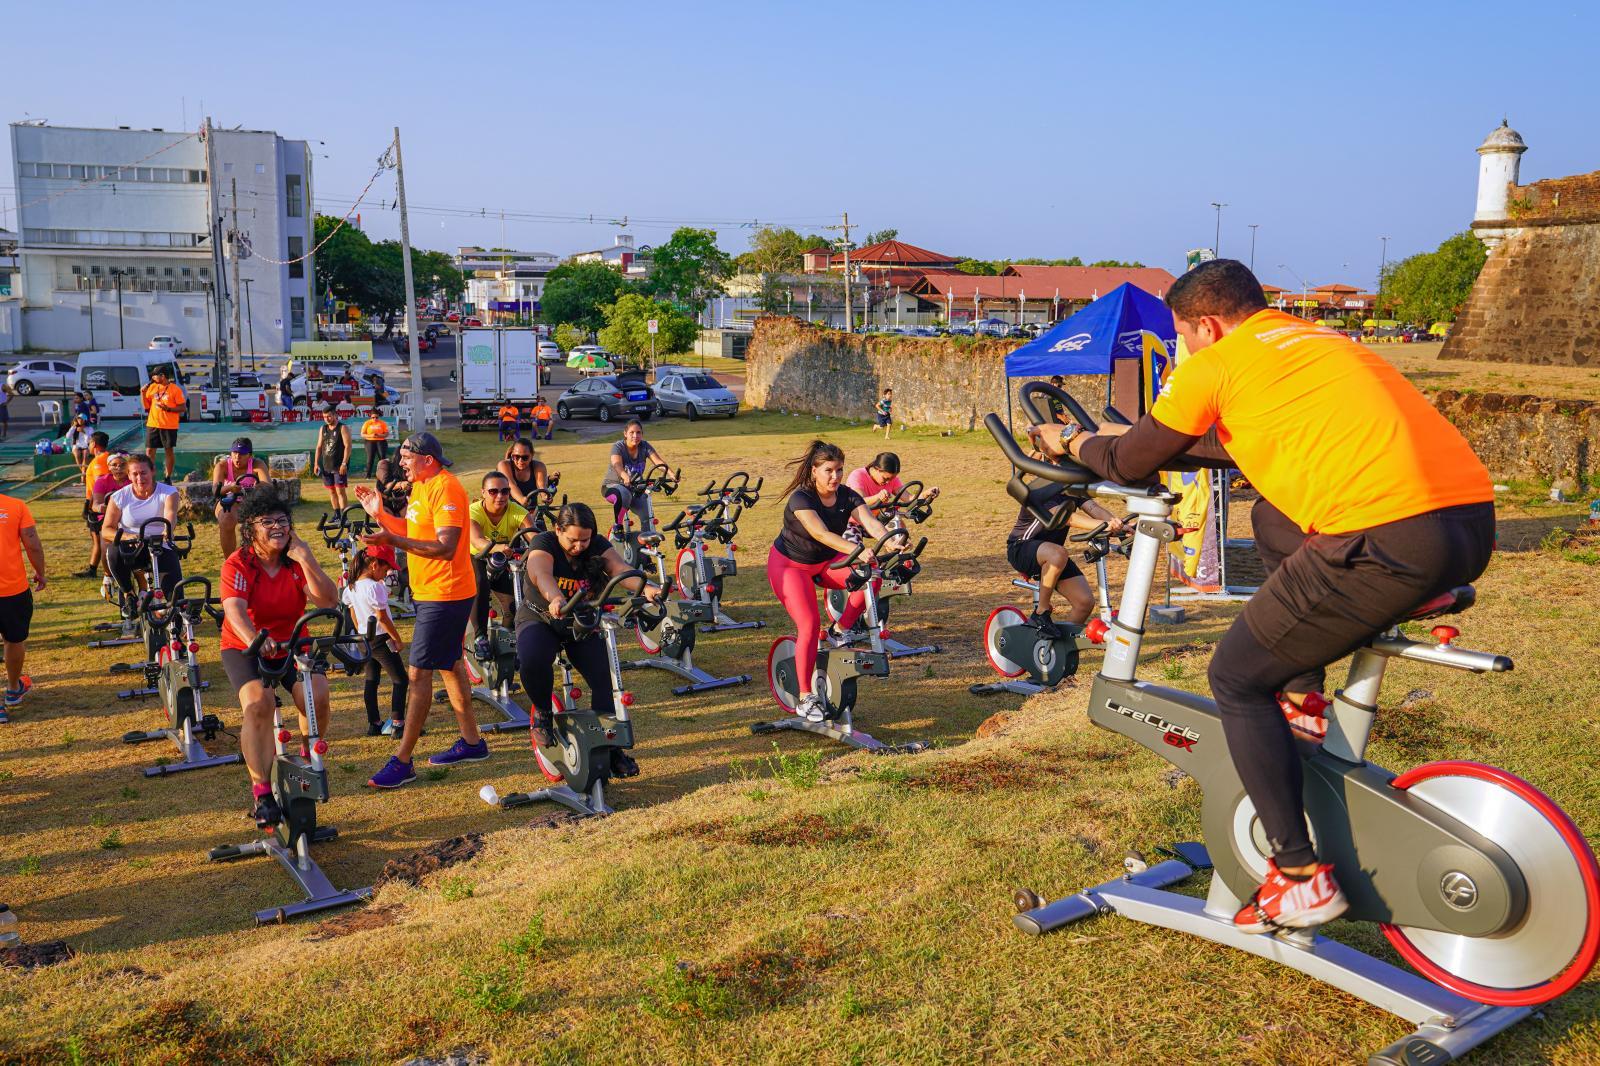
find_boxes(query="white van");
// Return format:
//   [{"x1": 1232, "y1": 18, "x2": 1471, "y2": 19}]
[{"x1": 76, "y1": 349, "x2": 186, "y2": 419}]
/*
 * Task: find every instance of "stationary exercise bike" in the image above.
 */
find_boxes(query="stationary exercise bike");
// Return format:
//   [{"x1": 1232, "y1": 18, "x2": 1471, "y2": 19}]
[
  {"x1": 970, "y1": 520, "x2": 1130, "y2": 697},
  {"x1": 120, "y1": 575, "x2": 241, "y2": 777},
  {"x1": 479, "y1": 569, "x2": 663, "y2": 818},
  {"x1": 675, "y1": 474, "x2": 764, "y2": 632},
  {"x1": 107, "y1": 518, "x2": 195, "y2": 698},
  {"x1": 461, "y1": 531, "x2": 534, "y2": 734},
  {"x1": 824, "y1": 479, "x2": 941, "y2": 658},
  {"x1": 991, "y1": 385, "x2": 1599, "y2": 1065},
  {"x1": 625, "y1": 510, "x2": 751, "y2": 695},
  {"x1": 319, "y1": 504, "x2": 416, "y2": 620},
  {"x1": 608, "y1": 462, "x2": 679, "y2": 570},
  {"x1": 755, "y1": 531, "x2": 931, "y2": 754},
  {"x1": 208, "y1": 609, "x2": 374, "y2": 925}
]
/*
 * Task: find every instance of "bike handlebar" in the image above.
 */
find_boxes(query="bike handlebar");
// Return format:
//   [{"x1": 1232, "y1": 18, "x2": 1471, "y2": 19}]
[
  {"x1": 1020, "y1": 380, "x2": 1099, "y2": 432},
  {"x1": 246, "y1": 608, "x2": 374, "y2": 678},
  {"x1": 829, "y1": 528, "x2": 913, "y2": 571}
]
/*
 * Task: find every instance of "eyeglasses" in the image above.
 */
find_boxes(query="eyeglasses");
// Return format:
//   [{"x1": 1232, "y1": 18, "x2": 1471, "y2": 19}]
[
  {"x1": 256, "y1": 515, "x2": 291, "y2": 529},
  {"x1": 484, "y1": 488, "x2": 511, "y2": 497},
  {"x1": 510, "y1": 454, "x2": 531, "y2": 462}
]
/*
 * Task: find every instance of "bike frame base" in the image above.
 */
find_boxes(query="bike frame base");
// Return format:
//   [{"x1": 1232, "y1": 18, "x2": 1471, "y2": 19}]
[
  {"x1": 1014, "y1": 846, "x2": 1534, "y2": 1066},
  {"x1": 623, "y1": 656, "x2": 751, "y2": 696},
  {"x1": 702, "y1": 610, "x2": 764, "y2": 634},
  {"x1": 123, "y1": 724, "x2": 241, "y2": 777},
  {"x1": 491, "y1": 782, "x2": 610, "y2": 818},
  {"x1": 750, "y1": 714, "x2": 928, "y2": 755},
  {"x1": 882, "y1": 636, "x2": 941, "y2": 659},
  {"x1": 969, "y1": 678, "x2": 1049, "y2": 697},
  {"x1": 473, "y1": 688, "x2": 532, "y2": 734},
  {"x1": 209, "y1": 830, "x2": 370, "y2": 926}
]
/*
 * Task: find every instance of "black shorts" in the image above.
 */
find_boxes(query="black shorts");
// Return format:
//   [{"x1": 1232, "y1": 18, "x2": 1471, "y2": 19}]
[
  {"x1": 220, "y1": 647, "x2": 298, "y2": 695},
  {"x1": 410, "y1": 596, "x2": 473, "y2": 670},
  {"x1": 0, "y1": 590, "x2": 33, "y2": 643},
  {"x1": 146, "y1": 426, "x2": 177, "y2": 449},
  {"x1": 874, "y1": 414, "x2": 890, "y2": 427},
  {"x1": 321, "y1": 471, "x2": 349, "y2": 487},
  {"x1": 83, "y1": 499, "x2": 104, "y2": 531},
  {"x1": 1006, "y1": 539, "x2": 1083, "y2": 583}
]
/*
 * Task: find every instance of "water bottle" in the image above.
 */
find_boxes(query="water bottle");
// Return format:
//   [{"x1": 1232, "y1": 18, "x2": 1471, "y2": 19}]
[{"x1": 0, "y1": 903, "x2": 17, "y2": 949}]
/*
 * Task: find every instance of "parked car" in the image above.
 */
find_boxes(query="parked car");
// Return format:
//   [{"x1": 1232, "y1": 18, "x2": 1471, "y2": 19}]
[
  {"x1": 5, "y1": 357, "x2": 77, "y2": 395},
  {"x1": 554, "y1": 372, "x2": 657, "y2": 423},
  {"x1": 654, "y1": 368, "x2": 738, "y2": 420},
  {"x1": 537, "y1": 341, "x2": 563, "y2": 365},
  {"x1": 75, "y1": 350, "x2": 180, "y2": 418},
  {"x1": 392, "y1": 333, "x2": 436, "y2": 354},
  {"x1": 148, "y1": 335, "x2": 185, "y2": 357}
]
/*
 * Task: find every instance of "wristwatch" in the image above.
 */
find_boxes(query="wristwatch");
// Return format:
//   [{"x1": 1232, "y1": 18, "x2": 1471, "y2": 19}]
[{"x1": 1057, "y1": 422, "x2": 1083, "y2": 452}]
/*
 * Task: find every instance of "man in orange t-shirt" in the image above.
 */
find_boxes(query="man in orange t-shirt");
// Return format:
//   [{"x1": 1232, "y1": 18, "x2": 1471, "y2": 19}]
[
  {"x1": 1032, "y1": 260, "x2": 1494, "y2": 933},
  {"x1": 354, "y1": 431, "x2": 485, "y2": 787},
  {"x1": 496, "y1": 402, "x2": 521, "y2": 442},
  {"x1": 141, "y1": 368, "x2": 186, "y2": 481},
  {"x1": 0, "y1": 493, "x2": 46, "y2": 717},
  {"x1": 529, "y1": 399, "x2": 554, "y2": 441}
]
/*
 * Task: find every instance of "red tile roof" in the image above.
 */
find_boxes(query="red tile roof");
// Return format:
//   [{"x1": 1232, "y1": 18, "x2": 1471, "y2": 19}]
[
  {"x1": 1314, "y1": 283, "x2": 1360, "y2": 292},
  {"x1": 999, "y1": 264, "x2": 1179, "y2": 300},
  {"x1": 848, "y1": 239, "x2": 957, "y2": 266}
]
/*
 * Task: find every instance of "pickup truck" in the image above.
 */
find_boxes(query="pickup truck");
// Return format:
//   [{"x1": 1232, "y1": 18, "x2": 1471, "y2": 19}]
[{"x1": 197, "y1": 371, "x2": 275, "y2": 422}]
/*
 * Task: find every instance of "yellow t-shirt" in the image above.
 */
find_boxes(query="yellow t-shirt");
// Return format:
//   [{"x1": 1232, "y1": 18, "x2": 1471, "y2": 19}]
[
  {"x1": 403, "y1": 469, "x2": 476, "y2": 601},
  {"x1": 361, "y1": 417, "x2": 390, "y2": 442},
  {"x1": 0, "y1": 494, "x2": 36, "y2": 597},
  {"x1": 469, "y1": 500, "x2": 528, "y2": 543},
  {"x1": 142, "y1": 382, "x2": 186, "y2": 430},
  {"x1": 1150, "y1": 310, "x2": 1492, "y2": 534}
]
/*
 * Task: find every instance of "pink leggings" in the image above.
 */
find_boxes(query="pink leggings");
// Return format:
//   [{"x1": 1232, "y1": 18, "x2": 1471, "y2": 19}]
[{"x1": 766, "y1": 545, "x2": 875, "y2": 696}]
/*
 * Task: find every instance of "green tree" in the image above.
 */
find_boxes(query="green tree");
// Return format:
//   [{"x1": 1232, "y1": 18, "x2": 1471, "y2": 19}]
[
  {"x1": 313, "y1": 215, "x2": 464, "y2": 336},
  {"x1": 956, "y1": 259, "x2": 1001, "y2": 275},
  {"x1": 411, "y1": 249, "x2": 466, "y2": 301},
  {"x1": 541, "y1": 261, "x2": 631, "y2": 332},
  {"x1": 597, "y1": 292, "x2": 698, "y2": 364},
  {"x1": 644, "y1": 227, "x2": 732, "y2": 315},
  {"x1": 1089, "y1": 259, "x2": 1146, "y2": 268},
  {"x1": 553, "y1": 323, "x2": 587, "y2": 353},
  {"x1": 1378, "y1": 232, "x2": 1486, "y2": 324},
  {"x1": 863, "y1": 228, "x2": 898, "y2": 246},
  {"x1": 736, "y1": 226, "x2": 831, "y2": 275}
]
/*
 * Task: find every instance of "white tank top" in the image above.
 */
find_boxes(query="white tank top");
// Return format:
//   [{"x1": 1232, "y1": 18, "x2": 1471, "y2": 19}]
[{"x1": 112, "y1": 482, "x2": 177, "y2": 534}]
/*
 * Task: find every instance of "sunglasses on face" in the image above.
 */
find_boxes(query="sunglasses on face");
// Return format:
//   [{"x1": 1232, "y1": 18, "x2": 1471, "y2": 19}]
[
  {"x1": 510, "y1": 454, "x2": 531, "y2": 462},
  {"x1": 484, "y1": 488, "x2": 510, "y2": 497}
]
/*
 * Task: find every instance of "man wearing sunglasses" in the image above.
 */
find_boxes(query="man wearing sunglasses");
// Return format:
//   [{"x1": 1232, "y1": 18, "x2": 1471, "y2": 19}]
[
  {"x1": 467, "y1": 470, "x2": 534, "y2": 660},
  {"x1": 355, "y1": 431, "x2": 488, "y2": 788}
]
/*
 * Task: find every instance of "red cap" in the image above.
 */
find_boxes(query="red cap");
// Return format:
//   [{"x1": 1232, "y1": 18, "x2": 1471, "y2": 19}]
[{"x1": 366, "y1": 545, "x2": 398, "y2": 567}]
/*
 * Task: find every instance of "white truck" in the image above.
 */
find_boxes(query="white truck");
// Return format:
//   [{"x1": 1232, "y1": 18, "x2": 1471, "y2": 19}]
[
  {"x1": 197, "y1": 370, "x2": 275, "y2": 422},
  {"x1": 457, "y1": 327, "x2": 550, "y2": 432}
]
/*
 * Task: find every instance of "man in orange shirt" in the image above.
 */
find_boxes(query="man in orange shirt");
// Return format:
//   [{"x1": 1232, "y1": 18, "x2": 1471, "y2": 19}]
[
  {"x1": 530, "y1": 398, "x2": 554, "y2": 441},
  {"x1": 1032, "y1": 260, "x2": 1494, "y2": 933},
  {"x1": 496, "y1": 402, "x2": 521, "y2": 442},
  {"x1": 0, "y1": 492, "x2": 47, "y2": 719},
  {"x1": 77, "y1": 431, "x2": 113, "y2": 578},
  {"x1": 354, "y1": 431, "x2": 486, "y2": 787},
  {"x1": 141, "y1": 368, "x2": 186, "y2": 481},
  {"x1": 360, "y1": 410, "x2": 391, "y2": 478}
]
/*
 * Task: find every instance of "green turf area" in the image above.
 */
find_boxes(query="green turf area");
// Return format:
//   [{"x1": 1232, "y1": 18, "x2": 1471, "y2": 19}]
[{"x1": 0, "y1": 409, "x2": 1595, "y2": 1063}]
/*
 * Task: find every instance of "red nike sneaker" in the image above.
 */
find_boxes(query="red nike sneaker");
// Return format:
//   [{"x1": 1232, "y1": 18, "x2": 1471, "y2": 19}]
[
  {"x1": 1278, "y1": 691, "x2": 1329, "y2": 741},
  {"x1": 1235, "y1": 860, "x2": 1348, "y2": 933}
]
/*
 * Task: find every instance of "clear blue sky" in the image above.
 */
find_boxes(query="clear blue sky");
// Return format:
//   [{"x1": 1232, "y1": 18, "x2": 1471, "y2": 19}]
[{"x1": 4, "y1": 1, "x2": 1595, "y2": 291}]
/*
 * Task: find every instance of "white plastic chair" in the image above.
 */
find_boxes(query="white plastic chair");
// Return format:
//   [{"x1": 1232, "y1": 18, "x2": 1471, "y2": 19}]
[
  {"x1": 423, "y1": 399, "x2": 442, "y2": 431},
  {"x1": 392, "y1": 404, "x2": 416, "y2": 432},
  {"x1": 38, "y1": 400, "x2": 62, "y2": 425},
  {"x1": 336, "y1": 401, "x2": 356, "y2": 421}
]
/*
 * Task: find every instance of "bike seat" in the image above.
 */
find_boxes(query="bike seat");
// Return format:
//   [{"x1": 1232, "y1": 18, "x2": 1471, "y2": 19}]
[
  {"x1": 1403, "y1": 585, "x2": 1475, "y2": 621},
  {"x1": 638, "y1": 532, "x2": 664, "y2": 548}
]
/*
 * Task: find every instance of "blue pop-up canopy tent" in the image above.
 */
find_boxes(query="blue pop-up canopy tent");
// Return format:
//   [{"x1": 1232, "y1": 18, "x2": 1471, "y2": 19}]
[{"x1": 1002, "y1": 282, "x2": 1176, "y2": 426}]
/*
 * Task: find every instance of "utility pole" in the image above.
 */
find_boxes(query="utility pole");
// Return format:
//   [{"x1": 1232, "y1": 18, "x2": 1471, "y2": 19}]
[
  {"x1": 203, "y1": 117, "x2": 229, "y2": 400},
  {"x1": 824, "y1": 211, "x2": 854, "y2": 330},
  {"x1": 1248, "y1": 224, "x2": 1259, "y2": 273},
  {"x1": 1211, "y1": 202, "x2": 1228, "y2": 257},
  {"x1": 227, "y1": 177, "x2": 244, "y2": 421},
  {"x1": 112, "y1": 269, "x2": 126, "y2": 346},
  {"x1": 1378, "y1": 235, "x2": 1391, "y2": 307},
  {"x1": 242, "y1": 277, "x2": 257, "y2": 373},
  {"x1": 392, "y1": 127, "x2": 422, "y2": 409}
]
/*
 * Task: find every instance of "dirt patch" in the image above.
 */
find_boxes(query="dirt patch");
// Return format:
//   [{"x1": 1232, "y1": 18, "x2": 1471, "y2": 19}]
[
  {"x1": 741, "y1": 813, "x2": 878, "y2": 847},
  {"x1": 975, "y1": 711, "x2": 1013, "y2": 739},
  {"x1": 0, "y1": 939, "x2": 75, "y2": 970},
  {"x1": 700, "y1": 934, "x2": 836, "y2": 1009},
  {"x1": 108, "y1": 999, "x2": 264, "y2": 1064},
  {"x1": 526, "y1": 809, "x2": 592, "y2": 831},
  {"x1": 306, "y1": 904, "x2": 405, "y2": 941},
  {"x1": 373, "y1": 834, "x2": 485, "y2": 890},
  {"x1": 101, "y1": 964, "x2": 158, "y2": 983},
  {"x1": 400, "y1": 1048, "x2": 488, "y2": 1066},
  {"x1": 905, "y1": 753, "x2": 1057, "y2": 794},
  {"x1": 1151, "y1": 642, "x2": 1214, "y2": 662}
]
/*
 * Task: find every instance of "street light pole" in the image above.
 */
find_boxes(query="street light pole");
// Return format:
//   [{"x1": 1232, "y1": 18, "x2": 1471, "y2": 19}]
[
  {"x1": 242, "y1": 277, "x2": 257, "y2": 373},
  {"x1": 1248, "y1": 224, "x2": 1259, "y2": 273},
  {"x1": 1378, "y1": 236, "x2": 1391, "y2": 309},
  {"x1": 111, "y1": 269, "x2": 126, "y2": 347},
  {"x1": 1279, "y1": 263, "x2": 1310, "y2": 319},
  {"x1": 1211, "y1": 202, "x2": 1228, "y2": 256}
]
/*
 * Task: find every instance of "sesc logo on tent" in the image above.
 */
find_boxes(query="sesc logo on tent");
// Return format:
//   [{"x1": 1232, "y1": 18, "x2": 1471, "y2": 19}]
[
  {"x1": 1049, "y1": 332, "x2": 1093, "y2": 353},
  {"x1": 467, "y1": 343, "x2": 495, "y2": 366}
]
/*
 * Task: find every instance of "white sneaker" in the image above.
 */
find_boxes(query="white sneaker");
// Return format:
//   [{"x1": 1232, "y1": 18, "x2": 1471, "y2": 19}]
[
  {"x1": 822, "y1": 626, "x2": 855, "y2": 649},
  {"x1": 796, "y1": 693, "x2": 827, "y2": 723}
]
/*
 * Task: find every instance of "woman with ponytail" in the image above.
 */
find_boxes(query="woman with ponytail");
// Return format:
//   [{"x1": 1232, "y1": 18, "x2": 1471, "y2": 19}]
[{"x1": 767, "y1": 440, "x2": 895, "y2": 723}]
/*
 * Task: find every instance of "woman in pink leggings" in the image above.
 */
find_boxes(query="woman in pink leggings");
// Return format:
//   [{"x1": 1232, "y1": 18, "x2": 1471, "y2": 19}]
[{"x1": 767, "y1": 440, "x2": 895, "y2": 723}]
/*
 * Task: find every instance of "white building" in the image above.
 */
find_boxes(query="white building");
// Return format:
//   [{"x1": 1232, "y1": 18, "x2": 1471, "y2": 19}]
[
  {"x1": 8, "y1": 122, "x2": 314, "y2": 354},
  {"x1": 1472, "y1": 119, "x2": 1529, "y2": 251},
  {"x1": 571, "y1": 233, "x2": 649, "y2": 277},
  {"x1": 456, "y1": 246, "x2": 557, "y2": 318}
]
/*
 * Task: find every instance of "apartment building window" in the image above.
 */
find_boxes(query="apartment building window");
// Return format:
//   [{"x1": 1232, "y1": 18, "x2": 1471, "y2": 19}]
[
  {"x1": 290, "y1": 296, "x2": 306, "y2": 338},
  {"x1": 285, "y1": 174, "x2": 303, "y2": 217},
  {"x1": 288, "y1": 236, "x2": 304, "y2": 278},
  {"x1": 23, "y1": 228, "x2": 206, "y2": 247}
]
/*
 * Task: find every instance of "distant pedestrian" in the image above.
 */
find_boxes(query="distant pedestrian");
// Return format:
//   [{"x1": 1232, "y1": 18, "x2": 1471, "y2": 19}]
[
  {"x1": 0, "y1": 383, "x2": 12, "y2": 441},
  {"x1": 361, "y1": 409, "x2": 391, "y2": 478},
  {"x1": 64, "y1": 417, "x2": 92, "y2": 470},
  {"x1": 141, "y1": 368, "x2": 186, "y2": 481},
  {"x1": 314, "y1": 406, "x2": 352, "y2": 511},
  {"x1": 875, "y1": 387, "x2": 893, "y2": 439},
  {"x1": 530, "y1": 398, "x2": 554, "y2": 441},
  {"x1": 0, "y1": 491, "x2": 46, "y2": 719},
  {"x1": 497, "y1": 402, "x2": 521, "y2": 442},
  {"x1": 1047, "y1": 375, "x2": 1070, "y2": 424}
]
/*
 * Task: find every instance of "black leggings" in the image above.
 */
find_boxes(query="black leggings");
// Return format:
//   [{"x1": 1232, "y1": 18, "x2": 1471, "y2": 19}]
[
  {"x1": 1207, "y1": 500, "x2": 1495, "y2": 868},
  {"x1": 516, "y1": 621, "x2": 613, "y2": 719},
  {"x1": 364, "y1": 440, "x2": 389, "y2": 478},
  {"x1": 107, "y1": 542, "x2": 182, "y2": 599},
  {"x1": 471, "y1": 557, "x2": 517, "y2": 639},
  {"x1": 363, "y1": 641, "x2": 409, "y2": 726}
]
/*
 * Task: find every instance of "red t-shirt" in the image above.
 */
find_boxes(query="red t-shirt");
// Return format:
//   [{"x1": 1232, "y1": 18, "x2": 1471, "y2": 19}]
[{"x1": 219, "y1": 548, "x2": 309, "y2": 651}]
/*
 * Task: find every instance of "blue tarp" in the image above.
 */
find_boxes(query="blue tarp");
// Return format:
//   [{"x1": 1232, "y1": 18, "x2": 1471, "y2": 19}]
[{"x1": 1003, "y1": 283, "x2": 1174, "y2": 378}]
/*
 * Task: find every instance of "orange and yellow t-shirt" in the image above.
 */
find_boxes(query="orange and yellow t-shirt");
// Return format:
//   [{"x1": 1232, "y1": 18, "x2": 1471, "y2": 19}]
[
  {"x1": 395, "y1": 469, "x2": 475, "y2": 601},
  {"x1": 142, "y1": 382, "x2": 186, "y2": 430},
  {"x1": 0, "y1": 494, "x2": 37, "y2": 597},
  {"x1": 531, "y1": 402, "x2": 553, "y2": 421},
  {"x1": 361, "y1": 417, "x2": 390, "y2": 442},
  {"x1": 84, "y1": 451, "x2": 111, "y2": 499},
  {"x1": 1150, "y1": 309, "x2": 1492, "y2": 535},
  {"x1": 498, "y1": 404, "x2": 521, "y2": 423}
]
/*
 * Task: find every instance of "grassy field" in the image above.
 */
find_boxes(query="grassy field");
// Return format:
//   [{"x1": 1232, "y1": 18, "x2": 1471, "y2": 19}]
[
  {"x1": 0, "y1": 397, "x2": 1597, "y2": 1063},
  {"x1": 1372, "y1": 340, "x2": 1600, "y2": 401}
]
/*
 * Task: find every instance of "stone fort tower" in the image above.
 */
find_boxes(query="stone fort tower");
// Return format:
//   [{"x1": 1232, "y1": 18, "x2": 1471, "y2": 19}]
[{"x1": 1442, "y1": 120, "x2": 1600, "y2": 366}]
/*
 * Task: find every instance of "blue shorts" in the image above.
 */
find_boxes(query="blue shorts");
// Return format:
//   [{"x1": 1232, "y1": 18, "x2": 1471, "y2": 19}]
[
  {"x1": 874, "y1": 413, "x2": 890, "y2": 427},
  {"x1": 409, "y1": 596, "x2": 473, "y2": 670},
  {"x1": 321, "y1": 471, "x2": 349, "y2": 487}
]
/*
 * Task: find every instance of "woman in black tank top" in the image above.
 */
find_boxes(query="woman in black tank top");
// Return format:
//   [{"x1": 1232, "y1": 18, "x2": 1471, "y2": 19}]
[{"x1": 496, "y1": 437, "x2": 550, "y2": 509}]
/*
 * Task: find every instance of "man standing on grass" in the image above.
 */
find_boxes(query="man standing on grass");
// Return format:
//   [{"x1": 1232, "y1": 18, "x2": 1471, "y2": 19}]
[
  {"x1": 356, "y1": 431, "x2": 488, "y2": 788},
  {"x1": 0, "y1": 492, "x2": 46, "y2": 720},
  {"x1": 141, "y1": 368, "x2": 185, "y2": 482}
]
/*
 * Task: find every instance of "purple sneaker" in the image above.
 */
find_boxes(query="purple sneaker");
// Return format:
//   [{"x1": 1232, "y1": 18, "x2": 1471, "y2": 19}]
[
  {"x1": 427, "y1": 737, "x2": 490, "y2": 766},
  {"x1": 367, "y1": 756, "x2": 416, "y2": 789}
]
